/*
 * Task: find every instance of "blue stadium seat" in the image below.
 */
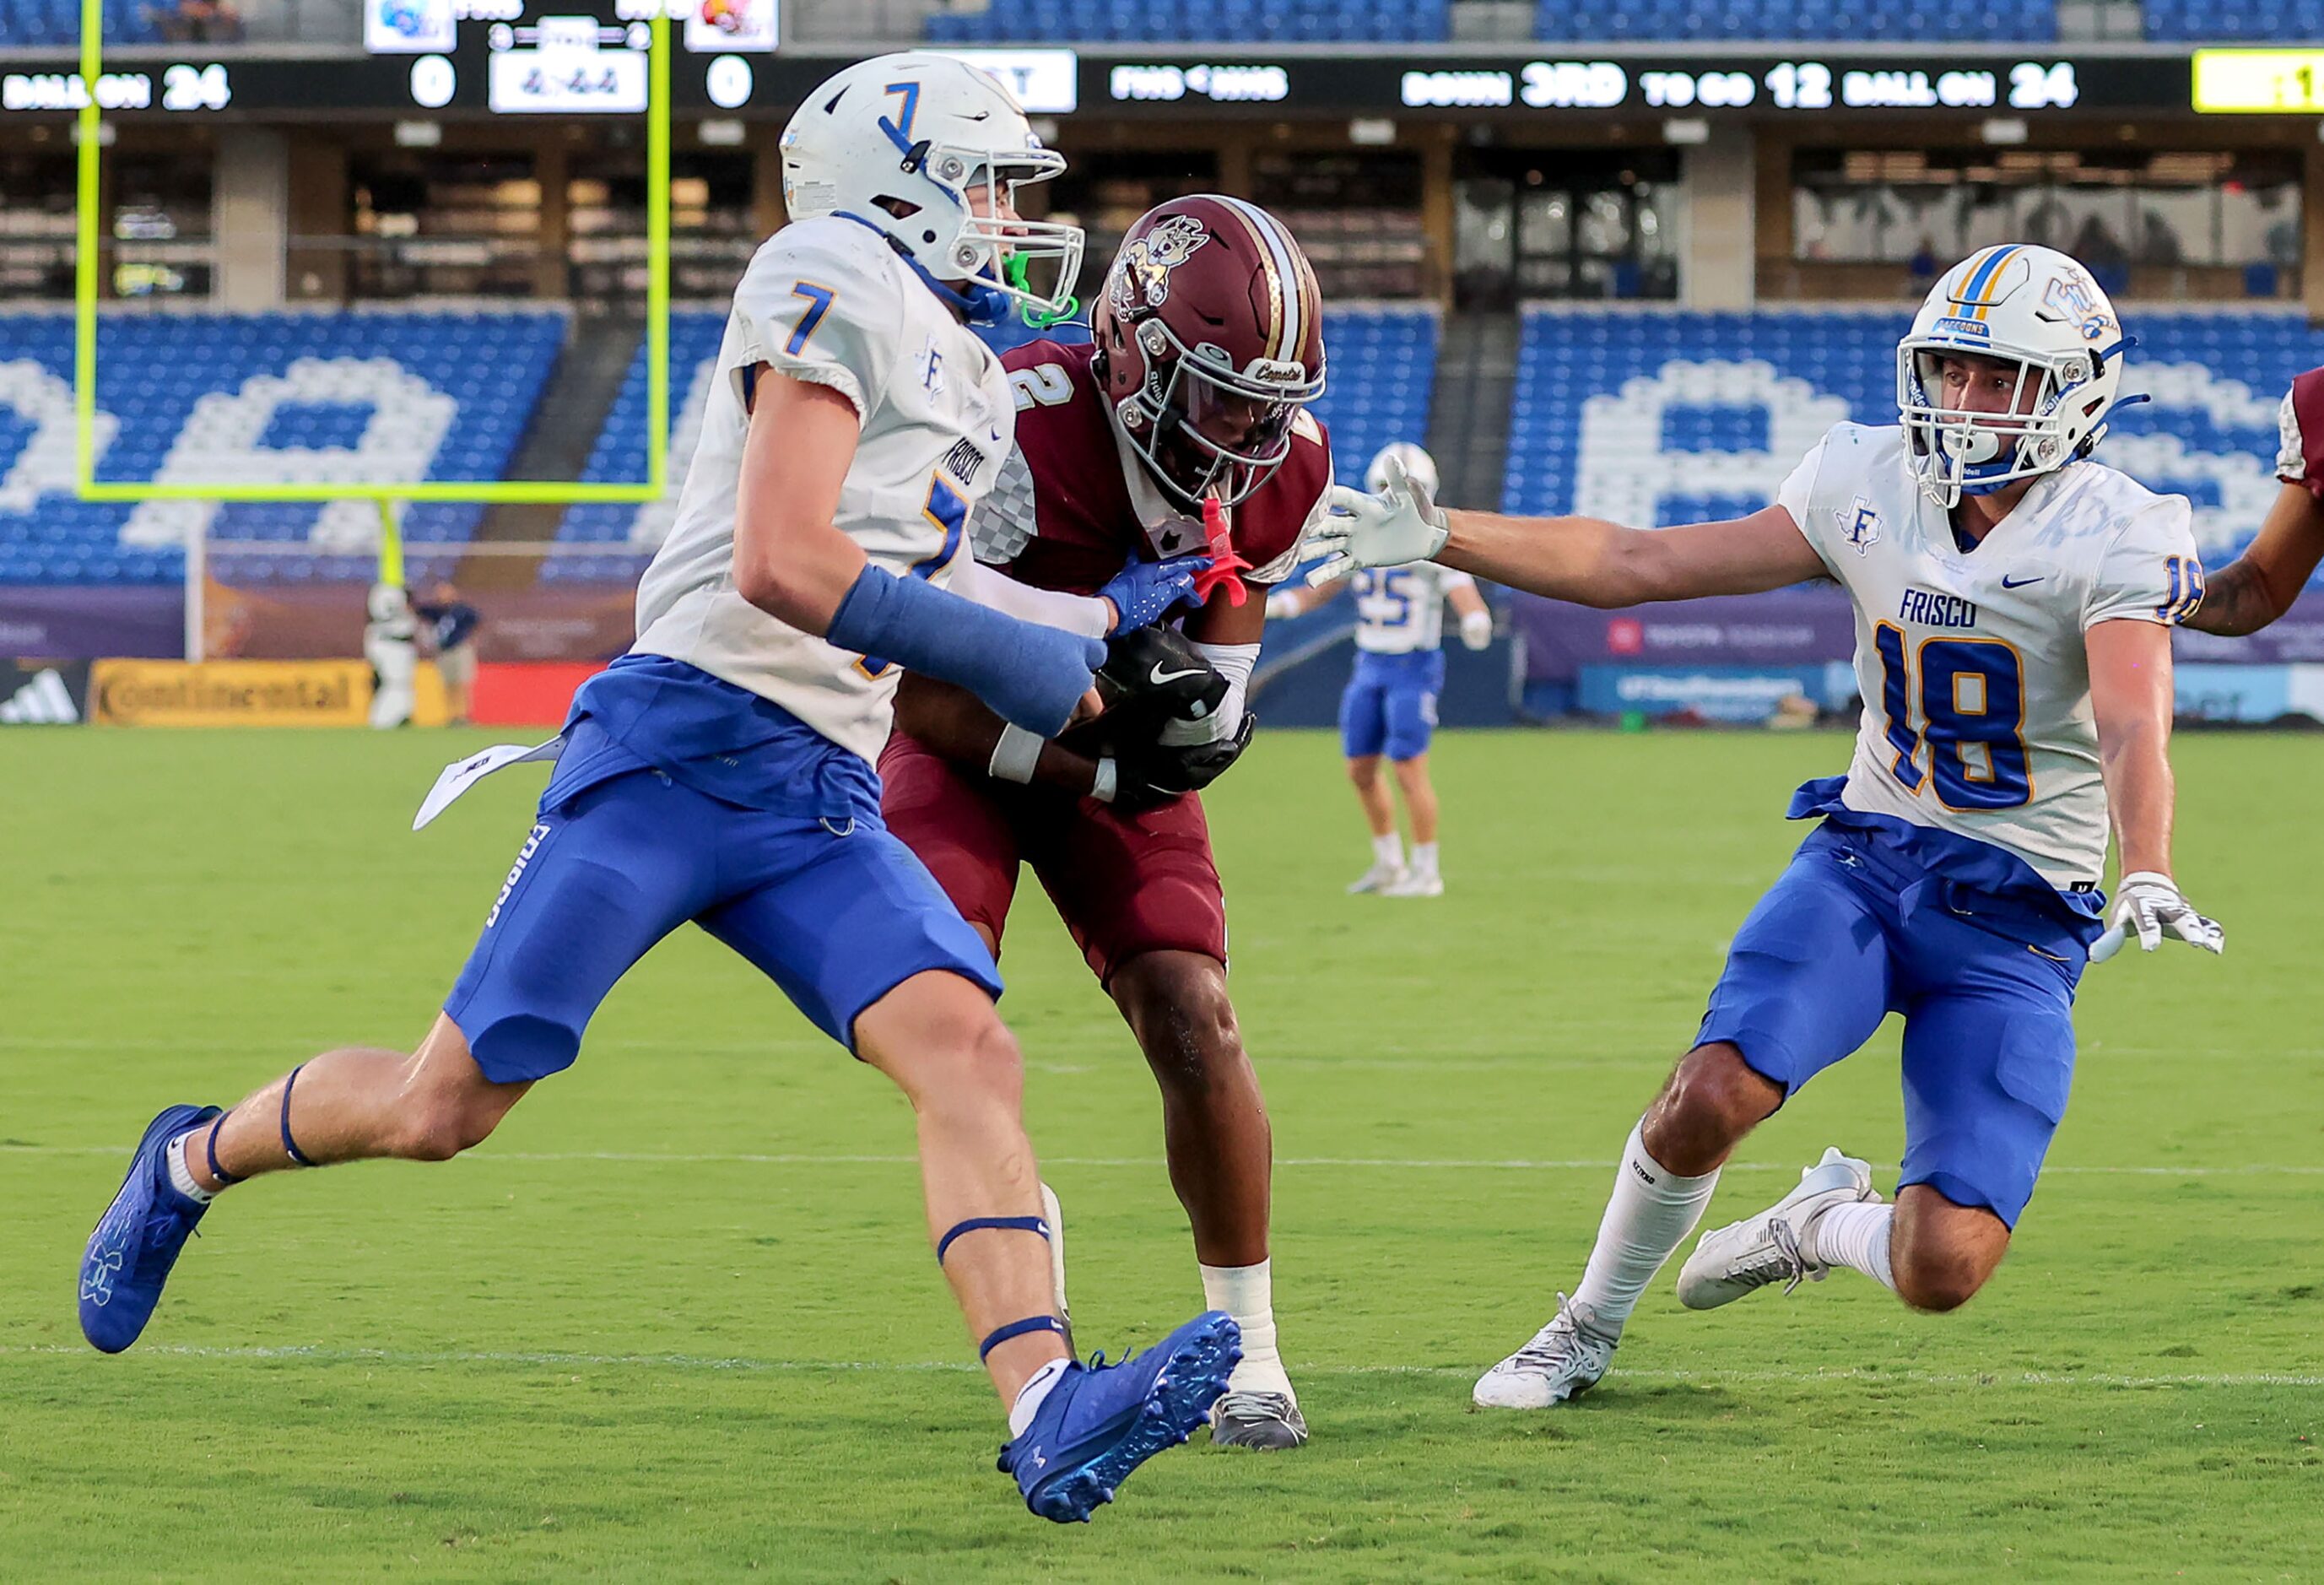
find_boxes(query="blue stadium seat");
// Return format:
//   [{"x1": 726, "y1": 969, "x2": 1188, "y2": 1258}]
[
  {"x1": 926, "y1": 0, "x2": 1447, "y2": 41},
  {"x1": 1534, "y1": 0, "x2": 2053, "y2": 37},
  {"x1": 1507, "y1": 306, "x2": 2324, "y2": 575},
  {"x1": 2146, "y1": 0, "x2": 2324, "y2": 36},
  {"x1": 0, "y1": 311, "x2": 565, "y2": 584},
  {"x1": 544, "y1": 306, "x2": 1440, "y2": 583}
]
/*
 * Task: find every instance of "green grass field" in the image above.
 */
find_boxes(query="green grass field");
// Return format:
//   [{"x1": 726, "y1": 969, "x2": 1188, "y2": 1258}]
[{"x1": 3, "y1": 725, "x2": 2319, "y2": 1581}]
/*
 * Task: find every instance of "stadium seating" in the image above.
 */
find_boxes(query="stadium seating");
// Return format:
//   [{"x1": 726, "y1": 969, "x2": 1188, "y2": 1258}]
[
  {"x1": 0, "y1": 0, "x2": 163, "y2": 46},
  {"x1": 0, "y1": 311, "x2": 564, "y2": 584},
  {"x1": 1505, "y1": 307, "x2": 2324, "y2": 569},
  {"x1": 2144, "y1": 0, "x2": 2324, "y2": 39},
  {"x1": 925, "y1": 0, "x2": 1447, "y2": 43},
  {"x1": 1532, "y1": 0, "x2": 2054, "y2": 38},
  {"x1": 546, "y1": 306, "x2": 1438, "y2": 582}
]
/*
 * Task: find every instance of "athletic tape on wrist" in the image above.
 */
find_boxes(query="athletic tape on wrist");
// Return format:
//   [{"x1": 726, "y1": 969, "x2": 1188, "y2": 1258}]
[
  {"x1": 988, "y1": 724, "x2": 1044, "y2": 785},
  {"x1": 1091, "y1": 758, "x2": 1118, "y2": 803}
]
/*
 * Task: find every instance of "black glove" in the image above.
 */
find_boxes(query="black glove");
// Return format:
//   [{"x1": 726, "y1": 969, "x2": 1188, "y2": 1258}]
[
  {"x1": 1095, "y1": 625, "x2": 1228, "y2": 725},
  {"x1": 1060, "y1": 626, "x2": 1228, "y2": 764},
  {"x1": 1112, "y1": 711, "x2": 1257, "y2": 809}
]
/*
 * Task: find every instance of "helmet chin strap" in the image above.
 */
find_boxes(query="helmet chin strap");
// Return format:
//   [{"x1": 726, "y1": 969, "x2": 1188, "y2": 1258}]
[{"x1": 834, "y1": 210, "x2": 1008, "y2": 326}]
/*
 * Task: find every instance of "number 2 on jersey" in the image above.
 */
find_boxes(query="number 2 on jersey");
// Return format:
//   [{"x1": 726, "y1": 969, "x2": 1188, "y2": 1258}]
[{"x1": 1873, "y1": 624, "x2": 2030, "y2": 810}]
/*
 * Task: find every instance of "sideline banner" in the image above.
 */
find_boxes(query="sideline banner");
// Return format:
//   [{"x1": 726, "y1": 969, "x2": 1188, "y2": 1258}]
[
  {"x1": 471, "y1": 662, "x2": 604, "y2": 728},
  {"x1": 90, "y1": 658, "x2": 372, "y2": 726},
  {"x1": 0, "y1": 658, "x2": 91, "y2": 723}
]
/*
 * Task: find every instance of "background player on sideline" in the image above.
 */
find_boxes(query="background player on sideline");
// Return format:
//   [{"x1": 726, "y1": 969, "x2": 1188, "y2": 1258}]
[
  {"x1": 1267, "y1": 442, "x2": 1491, "y2": 896},
  {"x1": 1308, "y1": 243, "x2": 2221, "y2": 1409},
  {"x1": 77, "y1": 53, "x2": 1237, "y2": 1526}
]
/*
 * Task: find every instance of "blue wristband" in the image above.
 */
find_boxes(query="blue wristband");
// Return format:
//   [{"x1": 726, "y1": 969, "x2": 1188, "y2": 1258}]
[{"x1": 827, "y1": 565, "x2": 1102, "y2": 736}]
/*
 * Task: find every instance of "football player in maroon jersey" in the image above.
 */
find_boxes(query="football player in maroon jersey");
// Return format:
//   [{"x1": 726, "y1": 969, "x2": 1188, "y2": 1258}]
[
  {"x1": 881, "y1": 196, "x2": 1334, "y2": 1449},
  {"x1": 2181, "y1": 365, "x2": 2324, "y2": 635}
]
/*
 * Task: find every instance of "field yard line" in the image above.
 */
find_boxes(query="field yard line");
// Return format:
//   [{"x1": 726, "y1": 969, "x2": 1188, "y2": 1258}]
[
  {"x1": 7, "y1": 1144, "x2": 2321, "y2": 1176},
  {"x1": 0, "y1": 1342, "x2": 2316, "y2": 1389}
]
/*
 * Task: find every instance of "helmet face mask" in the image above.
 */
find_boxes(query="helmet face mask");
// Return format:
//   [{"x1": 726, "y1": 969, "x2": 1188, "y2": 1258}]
[
  {"x1": 780, "y1": 54, "x2": 1084, "y2": 324},
  {"x1": 1093, "y1": 196, "x2": 1327, "y2": 514},
  {"x1": 1896, "y1": 244, "x2": 2125, "y2": 509}
]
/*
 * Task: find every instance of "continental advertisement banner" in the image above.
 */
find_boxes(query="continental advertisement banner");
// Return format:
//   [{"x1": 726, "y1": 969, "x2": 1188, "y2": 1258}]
[{"x1": 90, "y1": 659, "x2": 374, "y2": 727}]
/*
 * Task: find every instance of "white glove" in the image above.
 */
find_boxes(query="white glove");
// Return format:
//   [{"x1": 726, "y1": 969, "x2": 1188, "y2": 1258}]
[
  {"x1": 1306, "y1": 450, "x2": 1449, "y2": 585},
  {"x1": 1458, "y1": 608, "x2": 1493, "y2": 651},
  {"x1": 1264, "y1": 589, "x2": 1300, "y2": 621},
  {"x1": 2089, "y1": 870, "x2": 2224, "y2": 962}
]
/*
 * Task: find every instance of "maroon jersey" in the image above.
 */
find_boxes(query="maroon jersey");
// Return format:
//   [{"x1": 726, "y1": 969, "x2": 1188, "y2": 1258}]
[
  {"x1": 971, "y1": 339, "x2": 1332, "y2": 596},
  {"x1": 2278, "y1": 366, "x2": 2324, "y2": 498}
]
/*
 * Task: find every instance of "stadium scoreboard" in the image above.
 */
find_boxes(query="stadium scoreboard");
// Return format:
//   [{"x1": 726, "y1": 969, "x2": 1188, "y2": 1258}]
[
  {"x1": 2192, "y1": 50, "x2": 2324, "y2": 114},
  {"x1": 0, "y1": 41, "x2": 2298, "y2": 122}
]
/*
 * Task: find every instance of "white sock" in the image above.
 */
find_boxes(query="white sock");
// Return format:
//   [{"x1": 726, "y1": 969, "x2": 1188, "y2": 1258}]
[
  {"x1": 1411, "y1": 841, "x2": 1440, "y2": 877},
  {"x1": 1370, "y1": 832, "x2": 1403, "y2": 868},
  {"x1": 1201, "y1": 1258, "x2": 1294, "y2": 1399},
  {"x1": 165, "y1": 1131, "x2": 214, "y2": 1204},
  {"x1": 1810, "y1": 1201, "x2": 1897, "y2": 1291},
  {"x1": 1569, "y1": 1122, "x2": 1721, "y2": 1335},
  {"x1": 1008, "y1": 1355, "x2": 1070, "y2": 1437}
]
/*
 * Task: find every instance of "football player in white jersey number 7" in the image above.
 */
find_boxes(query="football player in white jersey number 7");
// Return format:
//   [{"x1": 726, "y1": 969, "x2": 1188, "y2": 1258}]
[
  {"x1": 1308, "y1": 244, "x2": 2223, "y2": 1409},
  {"x1": 1267, "y1": 443, "x2": 1493, "y2": 896},
  {"x1": 76, "y1": 53, "x2": 1240, "y2": 1523}
]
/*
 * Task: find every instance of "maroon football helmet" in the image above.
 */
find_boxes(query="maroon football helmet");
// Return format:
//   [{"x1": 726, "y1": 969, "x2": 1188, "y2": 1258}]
[{"x1": 1091, "y1": 195, "x2": 1328, "y2": 513}]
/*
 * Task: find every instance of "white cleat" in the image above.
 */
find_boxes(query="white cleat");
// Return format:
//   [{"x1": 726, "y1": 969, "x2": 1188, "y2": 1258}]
[
  {"x1": 1675, "y1": 1147, "x2": 1879, "y2": 1311},
  {"x1": 1209, "y1": 1390, "x2": 1310, "y2": 1450},
  {"x1": 1473, "y1": 1295, "x2": 1617, "y2": 1409},
  {"x1": 1347, "y1": 861, "x2": 1407, "y2": 895},
  {"x1": 1381, "y1": 870, "x2": 1444, "y2": 898}
]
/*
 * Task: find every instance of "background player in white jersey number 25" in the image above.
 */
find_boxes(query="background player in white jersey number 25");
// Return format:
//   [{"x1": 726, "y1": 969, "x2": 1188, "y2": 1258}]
[
  {"x1": 1308, "y1": 243, "x2": 2223, "y2": 1409},
  {"x1": 1267, "y1": 442, "x2": 1492, "y2": 897},
  {"x1": 76, "y1": 52, "x2": 1240, "y2": 1525}
]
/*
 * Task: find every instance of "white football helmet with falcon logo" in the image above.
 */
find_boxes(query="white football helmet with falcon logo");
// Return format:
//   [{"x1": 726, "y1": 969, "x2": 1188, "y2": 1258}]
[
  {"x1": 777, "y1": 51, "x2": 1083, "y2": 325},
  {"x1": 1897, "y1": 243, "x2": 2132, "y2": 507}
]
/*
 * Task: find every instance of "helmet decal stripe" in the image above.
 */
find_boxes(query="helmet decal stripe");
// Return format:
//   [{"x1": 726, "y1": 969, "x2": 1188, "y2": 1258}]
[
  {"x1": 1214, "y1": 194, "x2": 1296, "y2": 363},
  {"x1": 1960, "y1": 243, "x2": 2023, "y2": 322}
]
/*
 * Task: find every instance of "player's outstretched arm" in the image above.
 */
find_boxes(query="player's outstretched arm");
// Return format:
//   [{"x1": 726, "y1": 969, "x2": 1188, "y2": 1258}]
[
  {"x1": 1309, "y1": 453, "x2": 1825, "y2": 608},
  {"x1": 2181, "y1": 480, "x2": 2324, "y2": 636},
  {"x1": 731, "y1": 366, "x2": 1102, "y2": 737},
  {"x1": 1446, "y1": 573, "x2": 1494, "y2": 649},
  {"x1": 2088, "y1": 618, "x2": 2223, "y2": 960}
]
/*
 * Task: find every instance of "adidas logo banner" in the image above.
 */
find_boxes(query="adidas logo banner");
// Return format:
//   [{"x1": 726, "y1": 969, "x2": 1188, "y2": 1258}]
[{"x1": 0, "y1": 660, "x2": 89, "y2": 726}]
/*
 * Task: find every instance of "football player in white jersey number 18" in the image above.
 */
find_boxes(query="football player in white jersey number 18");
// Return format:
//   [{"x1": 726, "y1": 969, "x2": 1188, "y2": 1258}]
[
  {"x1": 76, "y1": 52, "x2": 1240, "y2": 1524},
  {"x1": 1267, "y1": 443, "x2": 1493, "y2": 896},
  {"x1": 1309, "y1": 243, "x2": 2223, "y2": 1409}
]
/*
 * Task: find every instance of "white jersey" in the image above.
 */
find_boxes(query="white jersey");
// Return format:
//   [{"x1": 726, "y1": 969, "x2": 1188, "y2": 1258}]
[
  {"x1": 634, "y1": 215, "x2": 1013, "y2": 763},
  {"x1": 1778, "y1": 423, "x2": 2201, "y2": 888},
  {"x1": 1350, "y1": 562, "x2": 1475, "y2": 654}
]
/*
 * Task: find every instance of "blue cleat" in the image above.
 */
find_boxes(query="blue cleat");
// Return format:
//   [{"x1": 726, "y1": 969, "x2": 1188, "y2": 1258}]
[
  {"x1": 78, "y1": 1104, "x2": 222, "y2": 1354},
  {"x1": 997, "y1": 1309, "x2": 1240, "y2": 1523}
]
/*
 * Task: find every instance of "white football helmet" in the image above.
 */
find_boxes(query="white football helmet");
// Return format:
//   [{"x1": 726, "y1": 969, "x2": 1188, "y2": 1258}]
[
  {"x1": 1897, "y1": 243, "x2": 2130, "y2": 507},
  {"x1": 1366, "y1": 441, "x2": 1439, "y2": 500},
  {"x1": 779, "y1": 52, "x2": 1083, "y2": 327}
]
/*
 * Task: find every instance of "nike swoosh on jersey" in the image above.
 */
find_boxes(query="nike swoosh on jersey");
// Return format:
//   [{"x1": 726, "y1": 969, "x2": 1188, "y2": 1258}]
[{"x1": 2000, "y1": 574, "x2": 2045, "y2": 588}]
